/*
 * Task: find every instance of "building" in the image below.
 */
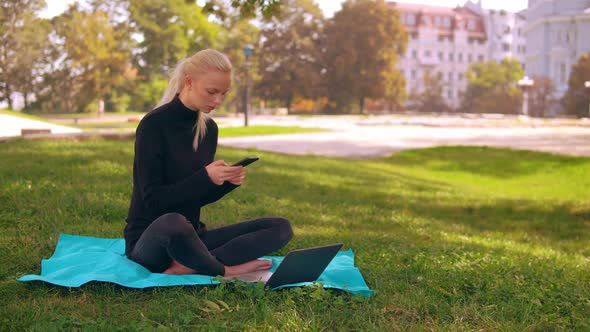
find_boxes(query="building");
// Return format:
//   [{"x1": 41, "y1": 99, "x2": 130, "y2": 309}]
[
  {"x1": 525, "y1": 0, "x2": 590, "y2": 97},
  {"x1": 390, "y1": 1, "x2": 529, "y2": 109},
  {"x1": 391, "y1": 2, "x2": 489, "y2": 108},
  {"x1": 465, "y1": 1, "x2": 527, "y2": 66}
]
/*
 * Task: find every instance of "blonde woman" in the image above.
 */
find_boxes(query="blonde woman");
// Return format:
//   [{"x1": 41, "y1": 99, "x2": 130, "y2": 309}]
[{"x1": 124, "y1": 49, "x2": 293, "y2": 277}]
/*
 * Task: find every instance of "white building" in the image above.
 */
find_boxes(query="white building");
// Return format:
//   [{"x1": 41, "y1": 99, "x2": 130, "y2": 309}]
[
  {"x1": 465, "y1": 1, "x2": 527, "y2": 66},
  {"x1": 525, "y1": 0, "x2": 590, "y2": 97},
  {"x1": 391, "y1": 2, "x2": 488, "y2": 108}
]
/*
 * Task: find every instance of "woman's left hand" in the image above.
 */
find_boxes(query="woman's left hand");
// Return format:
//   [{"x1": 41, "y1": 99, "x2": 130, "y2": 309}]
[{"x1": 227, "y1": 167, "x2": 246, "y2": 186}]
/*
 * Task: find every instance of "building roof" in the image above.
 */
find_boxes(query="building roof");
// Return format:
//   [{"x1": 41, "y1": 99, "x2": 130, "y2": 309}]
[{"x1": 388, "y1": 1, "x2": 487, "y2": 38}]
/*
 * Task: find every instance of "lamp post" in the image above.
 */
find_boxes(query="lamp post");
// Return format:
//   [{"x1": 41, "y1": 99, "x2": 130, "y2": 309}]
[
  {"x1": 585, "y1": 81, "x2": 590, "y2": 118},
  {"x1": 243, "y1": 44, "x2": 254, "y2": 127},
  {"x1": 517, "y1": 76, "x2": 534, "y2": 117}
]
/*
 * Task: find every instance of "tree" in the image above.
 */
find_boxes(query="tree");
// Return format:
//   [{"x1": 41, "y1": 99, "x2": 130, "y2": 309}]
[
  {"x1": 255, "y1": 0, "x2": 325, "y2": 112},
  {"x1": 0, "y1": 0, "x2": 46, "y2": 109},
  {"x1": 528, "y1": 76, "x2": 556, "y2": 117},
  {"x1": 324, "y1": 0, "x2": 407, "y2": 113},
  {"x1": 409, "y1": 73, "x2": 450, "y2": 113},
  {"x1": 43, "y1": 3, "x2": 130, "y2": 113},
  {"x1": 563, "y1": 53, "x2": 590, "y2": 118},
  {"x1": 460, "y1": 57, "x2": 523, "y2": 114},
  {"x1": 127, "y1": 0, "x2": 222, "y2": 80},
  {"x1": 203, "y1": 0, "x2": 282, "y2": 19}
]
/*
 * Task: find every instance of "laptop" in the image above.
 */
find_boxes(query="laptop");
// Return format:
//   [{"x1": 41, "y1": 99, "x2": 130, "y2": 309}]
[{"x1": 228, "y1": 243, "x2": 343, "y2": 289}]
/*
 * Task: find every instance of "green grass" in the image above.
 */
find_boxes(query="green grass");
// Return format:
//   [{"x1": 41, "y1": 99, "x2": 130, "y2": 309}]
[
  {"x1": 1, "y1": 140, "x2": 589, "y2": 330},
  {"x1": 40, "y1": 111, "x2": 146, "y2": 119},
  {"x1": 219, "y1": 125, "x2": 325, "y2": 137},
  {"x1": 71, "y1": 121, "x2": 141, "y2": 131}
]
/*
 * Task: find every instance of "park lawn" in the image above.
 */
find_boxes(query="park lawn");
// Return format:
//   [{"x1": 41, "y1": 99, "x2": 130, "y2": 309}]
[
  {"x1": 0, "y1": 139, "x2": 589, "y2": 331},
  {"x1": 219, "y1": 125, "x2": 326, "y2": 137}
]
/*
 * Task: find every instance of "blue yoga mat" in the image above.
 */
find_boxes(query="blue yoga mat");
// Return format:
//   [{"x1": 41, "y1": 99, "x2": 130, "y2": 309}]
[{"x1": 18, "y1": 234, "x2": 373, "y2": 297}]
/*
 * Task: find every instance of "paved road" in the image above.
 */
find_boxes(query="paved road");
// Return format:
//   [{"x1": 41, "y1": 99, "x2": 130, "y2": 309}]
[
  {"x1": 218, "y1": 116, "x2": 590, "y2": 158},
  {"x1": 2, "y1": 113, "x2": 590, "y2": 158},
  {"x1": 0, "y1": 114, "x2": 81, "y2": 137}
]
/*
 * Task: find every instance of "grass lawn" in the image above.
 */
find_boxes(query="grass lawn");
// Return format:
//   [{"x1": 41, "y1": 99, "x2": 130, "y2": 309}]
[
  {"x1": 0, "y1": 140, "x2": 589, "y2": 330},
  {"x1": 219, "y1": 125, "x2": 326, "y2": 137},
  {"x1": 40, "y1": 111, "x2": 147, "y2": 119}
]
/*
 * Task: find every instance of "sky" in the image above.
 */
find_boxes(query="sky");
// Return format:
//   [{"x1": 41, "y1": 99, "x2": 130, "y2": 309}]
[{"x1": 41, "y1": 0, "x2": 529, "y2": 19}]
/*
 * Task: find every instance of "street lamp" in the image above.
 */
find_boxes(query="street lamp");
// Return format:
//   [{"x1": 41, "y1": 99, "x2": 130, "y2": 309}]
[
  {"x1": 243, "y1": 44, "x2": 254, "y2": 127},
  {"x1": 585, "y1": 81, "x2": 590, "y2": 118},
  {"x1": 517, "y1": 76, "x2": 534, "y2": 117}
]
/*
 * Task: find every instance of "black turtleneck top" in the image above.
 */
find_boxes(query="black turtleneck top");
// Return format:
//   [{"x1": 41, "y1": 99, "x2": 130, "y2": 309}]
[{"x1": 124, "y1": 95, "x2": 238, "y2": 256}]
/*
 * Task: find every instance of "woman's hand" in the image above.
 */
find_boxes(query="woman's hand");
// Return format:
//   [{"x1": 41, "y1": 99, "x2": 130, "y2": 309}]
[
  {"x1": 227, "y1": 167, "x2": 246, "y2": 186},
  {"x1": 205, "y1": 160, "x2": 244, "y2": 185}
]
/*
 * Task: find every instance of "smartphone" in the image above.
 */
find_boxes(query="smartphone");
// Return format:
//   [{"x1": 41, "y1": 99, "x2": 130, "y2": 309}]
[{"x1": 232, "y1": 156, "x2": 259, "y2": 167}]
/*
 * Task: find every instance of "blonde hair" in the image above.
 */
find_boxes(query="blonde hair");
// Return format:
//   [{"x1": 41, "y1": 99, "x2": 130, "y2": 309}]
[{"x1": 156, "y1": 49, "x2": 232, "y2": 150}]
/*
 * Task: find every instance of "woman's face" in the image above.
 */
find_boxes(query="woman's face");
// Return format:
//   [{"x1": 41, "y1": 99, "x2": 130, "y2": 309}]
[{"x1": 184, "y1": 70, "x2": 231, "y2": 113}]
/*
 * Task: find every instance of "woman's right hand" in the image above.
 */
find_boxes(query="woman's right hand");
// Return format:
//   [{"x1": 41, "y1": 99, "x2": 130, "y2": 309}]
[{"x1": 205, "y1": 160, "x2": 244, "y2": 185}]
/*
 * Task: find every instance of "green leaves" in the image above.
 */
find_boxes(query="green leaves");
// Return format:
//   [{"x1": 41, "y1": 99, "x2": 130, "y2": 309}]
[{"x1": 461, "y1": 57, "x2": 524, "y2": 114}]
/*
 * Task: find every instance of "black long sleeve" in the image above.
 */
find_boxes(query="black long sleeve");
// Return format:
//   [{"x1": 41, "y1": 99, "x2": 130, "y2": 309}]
[{"x1": 124, "y1": 95, "x2": 238, "y2": 255}]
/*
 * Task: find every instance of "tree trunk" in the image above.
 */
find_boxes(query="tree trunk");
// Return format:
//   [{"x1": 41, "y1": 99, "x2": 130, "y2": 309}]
[
  {"x1": 359, "y1": 97, "x2": 365, "y2": 114},
  {"x1": 5, "y1": 84, "x2": 14, "y2": 110},
  {"x1": 23, "y1": 91, "x2": 29, "y2": 110}
]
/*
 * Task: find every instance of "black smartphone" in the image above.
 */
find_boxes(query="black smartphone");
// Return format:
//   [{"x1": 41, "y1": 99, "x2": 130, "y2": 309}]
[{"x1": 232, "y1": 156, "x2": 259, "y2": 167}]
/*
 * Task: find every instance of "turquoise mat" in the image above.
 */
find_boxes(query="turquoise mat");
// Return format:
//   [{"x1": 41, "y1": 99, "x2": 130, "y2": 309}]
[{"x1": 18, "y1": 234, "x2": 373, "y2": 297}]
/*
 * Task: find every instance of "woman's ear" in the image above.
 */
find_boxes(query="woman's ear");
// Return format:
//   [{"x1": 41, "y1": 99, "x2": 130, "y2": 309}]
[{"x1": 184, "y1": 75, "x2": 193, "y2": 90}]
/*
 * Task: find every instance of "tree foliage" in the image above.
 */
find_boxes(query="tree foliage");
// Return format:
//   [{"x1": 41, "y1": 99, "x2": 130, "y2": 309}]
[
  {"x1": 460, "y1": 57, "x2": 523, "y2": 114},
  {"x1": 256, "y1": 0, "x2": 325, "y2": 112},
  {"x1": 409, "y1": 73, "x2": 450, "y2": 113},
  {"x1": 563, "y1": 53, "x2": 590, "y2": 118},
  {"x1": 324, "y1": 0, "x2": 407, "y2": 113},
  {"x1": 528, "y1": 76, "x2": 556, "y2": 118},
  {"x1": 0, "y1": 0, "x2": 47, "y2": 109}
]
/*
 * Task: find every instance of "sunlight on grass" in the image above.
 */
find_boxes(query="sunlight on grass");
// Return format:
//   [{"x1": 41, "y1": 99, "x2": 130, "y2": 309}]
[{"x1": 1, "y1": 140, "x2": 589, "y2": 330}]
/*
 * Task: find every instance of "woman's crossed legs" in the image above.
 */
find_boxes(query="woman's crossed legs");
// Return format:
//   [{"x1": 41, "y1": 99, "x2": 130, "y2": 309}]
[{"x1": 128, "y1": 213, "x2": 293, "y2": 276}]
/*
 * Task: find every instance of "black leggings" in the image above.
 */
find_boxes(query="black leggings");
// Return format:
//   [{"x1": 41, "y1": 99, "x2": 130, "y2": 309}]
[{"x1": 128, "y1": 213, "x2": 293, "y2": 276}]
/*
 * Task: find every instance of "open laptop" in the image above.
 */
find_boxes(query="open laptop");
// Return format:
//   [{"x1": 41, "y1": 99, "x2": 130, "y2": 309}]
[{"x1": 228, "y1": 243, "x2": 343, "y2": 289}]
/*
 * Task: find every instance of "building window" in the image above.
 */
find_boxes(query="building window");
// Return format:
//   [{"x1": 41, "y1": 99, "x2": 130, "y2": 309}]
[
  {"x1": 468, "y1": 54, "x2": 472, "y2": 63},
  {"x1": 458, "y1": 53, "x2": 463, "y2": 62},
  {"x1": 438, "y1": 35, "x2": 444, "y2": 42},
  {"x1": 468, "y1": 19, "x2": 476, "y2": 31},
  {"x1": 411, "y1": 69, "x2": 417, "y2": 79},
  {"x1": 448, "y1": 90, "x2": 453, "y2": 98},
  {"x1": 504, "y1": 25, "x2": 511, "y2": 34},
  {"x1": 407, "y1": 14, "x2": 416, "y2": 25},
  {"x1": 448, "y1": 72, "x2": 453, "y2": 81},
  {"x1": 438, "y1": 51, "x2": 443, "y2": 61},
  {"x1": 437, "y1": 72, "x2": 443, "y2": 80},
  {"x1": 434, "y1": 16, "x2": 441, "y2": 27},
  {"x1": 443, "y1": 16, "x2": 451, "y2": 28},
  {"x1": 425, "y1": 50, "x2": 431, "y2": 57},
  {"x1": 502, "y1": 43, "x2": 510, "y2": 51},
  {"x1": 560, "y1": 62, "x2": 567, "y2": 83},
  {"x1": 517, "y1": 28, "x2": 522, "y2": 36},
  {"x1": 412, "y1": 50, "x2": 417, "y2": 59},
  {"x1": 411, "y1": 32, "x2": 418, "y2": 40},
  {"x1": 458, "y1": 73, "x2": 463, "y2": 81},
  {"x1": 449, "y1": 52, "x2": 454, "y2": 61},
  {"x1": 478, "y1": 54, "x2": 484, "y2": 62}
]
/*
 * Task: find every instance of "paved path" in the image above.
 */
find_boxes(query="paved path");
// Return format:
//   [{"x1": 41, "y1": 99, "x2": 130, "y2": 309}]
[
  {"x1": 218, "y1": 116, "x2": 590, "y2": 158},
  {"x1": 0, "y1": 114, "x2": 81, "y2": 137},
  {"x1": 2, "y1": 113, "x2": 590, "y2": 158}
]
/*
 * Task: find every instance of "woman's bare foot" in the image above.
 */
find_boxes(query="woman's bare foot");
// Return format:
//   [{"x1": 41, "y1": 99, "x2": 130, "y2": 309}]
[
  {"x1": 224, "y1": 259, "x2": 272, "y2": 277},
  {"x1": 163, "y1": 260, "x2": 197, "y2": 275}
]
